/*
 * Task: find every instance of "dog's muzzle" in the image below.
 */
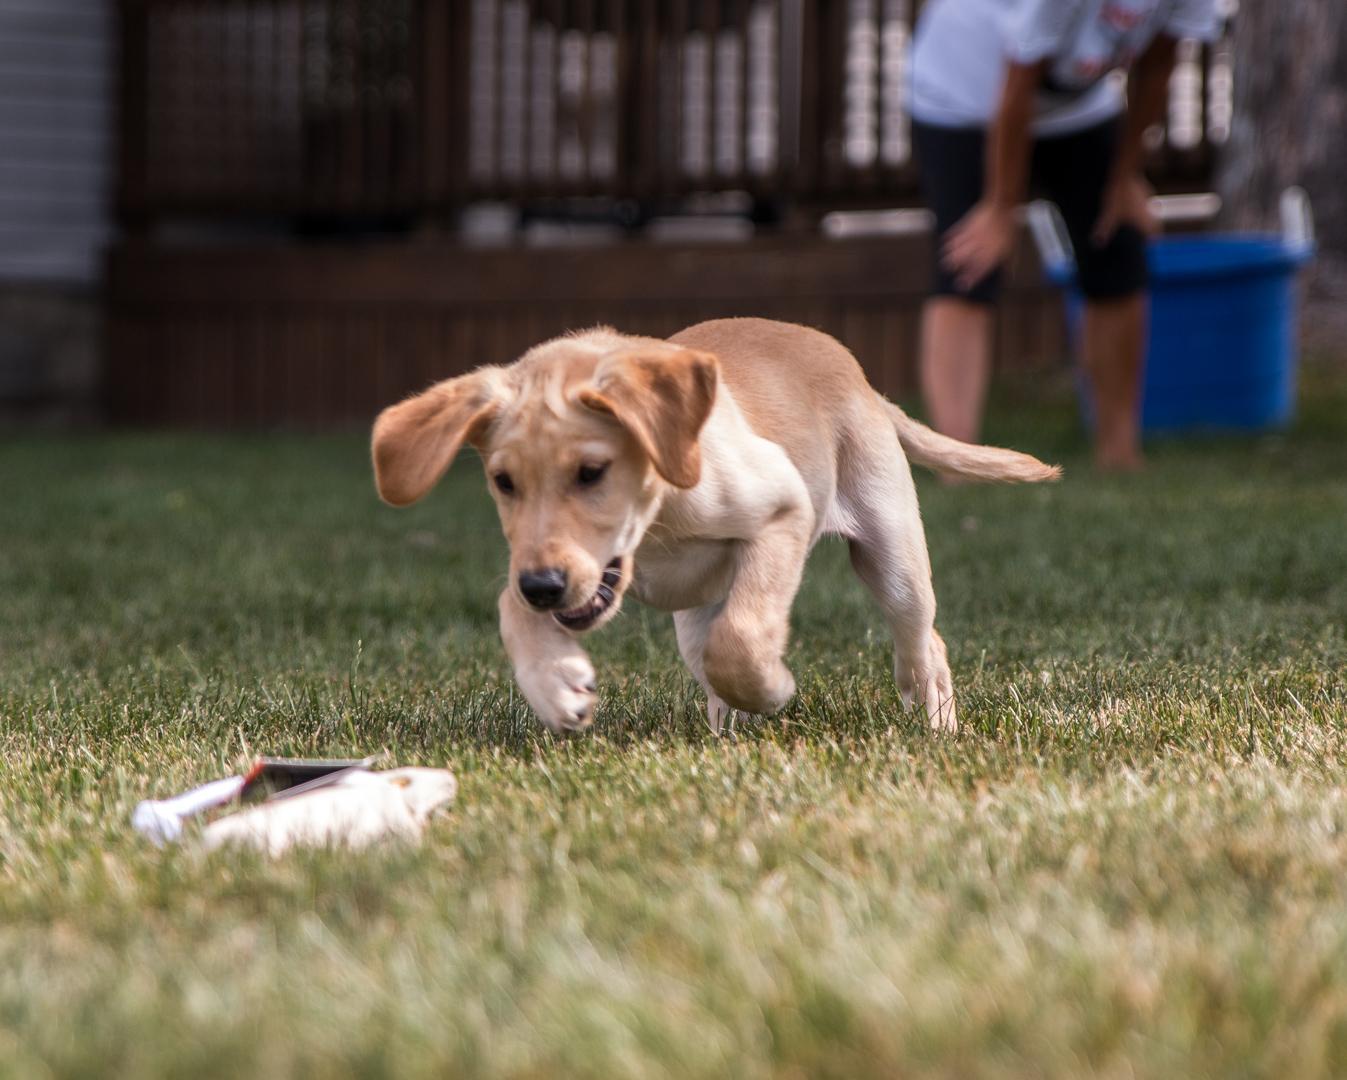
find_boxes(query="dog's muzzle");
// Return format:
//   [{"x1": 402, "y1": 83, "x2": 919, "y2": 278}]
[{"x1": 553, "y1": 558, "x2": 623, "y2": 632}]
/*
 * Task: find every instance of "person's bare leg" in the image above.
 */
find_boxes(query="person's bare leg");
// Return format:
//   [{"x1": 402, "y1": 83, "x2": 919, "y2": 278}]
[
  {"x1": 919, "y1": 297, "x2": 994, "y2": 444},
  {"x1": 1082, "y1": 293, "x2": 1147, "y2": 471}
]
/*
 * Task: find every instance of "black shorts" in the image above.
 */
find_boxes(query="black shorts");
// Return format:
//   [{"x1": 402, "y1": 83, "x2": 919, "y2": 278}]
[{"x1": 912, "y1": 118, "x2": 1149, "y2": 305}]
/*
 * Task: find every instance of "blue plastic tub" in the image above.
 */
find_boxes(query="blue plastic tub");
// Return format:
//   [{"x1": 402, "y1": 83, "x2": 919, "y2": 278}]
[{"x1": 1050, "y1": 234, "x2": 1314, "y2": 433}]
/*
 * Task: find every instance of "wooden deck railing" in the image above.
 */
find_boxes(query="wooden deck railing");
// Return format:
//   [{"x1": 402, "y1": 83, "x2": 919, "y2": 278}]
[{"x1": 117, "y1": 0, "x2": 1233, "y2": 223}]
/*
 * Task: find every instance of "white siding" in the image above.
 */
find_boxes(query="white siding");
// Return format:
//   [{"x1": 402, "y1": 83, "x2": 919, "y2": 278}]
[{"x1": 0, "y1": 0, "x2": 114, "y2": 285}]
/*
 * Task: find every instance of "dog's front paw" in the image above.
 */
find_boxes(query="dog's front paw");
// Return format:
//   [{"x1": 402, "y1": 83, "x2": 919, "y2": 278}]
[{"x1": 520, "y1": 655, "x2": 597, "y2": 733}]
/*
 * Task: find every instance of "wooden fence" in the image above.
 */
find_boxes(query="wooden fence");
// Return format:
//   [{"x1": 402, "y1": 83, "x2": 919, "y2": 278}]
[
  {"x1": 118, "y1": 0, "x2": 1232, "y2": 221},
  {"x1": 107, "y1": 230, "x2": 1064, "y2": 427},
  {"x1": 109, "y1": 0, "x2": 1232, "y2": 426}
]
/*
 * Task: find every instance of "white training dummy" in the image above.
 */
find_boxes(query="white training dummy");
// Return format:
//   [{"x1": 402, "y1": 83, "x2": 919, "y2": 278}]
[{"x1": 200, "y1": 767, "x2": 457, "y2": 856}]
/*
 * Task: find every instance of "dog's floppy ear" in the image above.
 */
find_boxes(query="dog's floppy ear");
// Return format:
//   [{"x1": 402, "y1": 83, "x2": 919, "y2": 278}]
[
  {"x1": 372, "y1": 369, "x2": 506, "y2": 507},
  {"x1": 579, "y1": 347, "x2": 718, "y2": 488}
]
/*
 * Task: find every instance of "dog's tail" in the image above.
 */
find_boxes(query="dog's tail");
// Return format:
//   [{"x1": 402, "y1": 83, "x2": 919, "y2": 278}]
[{"x1": 883, "y1": 399, "x2": 1061, "y2": 484}]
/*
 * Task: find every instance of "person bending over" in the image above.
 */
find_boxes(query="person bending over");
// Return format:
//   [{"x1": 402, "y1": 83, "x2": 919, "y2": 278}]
[{"x1": 910, "y1": 0, "x2": 1220, "y2": 470}]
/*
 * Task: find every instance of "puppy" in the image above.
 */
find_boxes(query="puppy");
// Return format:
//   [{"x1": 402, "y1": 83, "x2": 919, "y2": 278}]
[{"x1": 372, "y1": 318, "x2": 1058, "y2": 733}]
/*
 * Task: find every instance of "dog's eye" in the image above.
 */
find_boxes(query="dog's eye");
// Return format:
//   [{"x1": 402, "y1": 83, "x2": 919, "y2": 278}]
[
  {"x1": 493, "y1": 472, "x2": 515, "y2": 495},
  {"x1": 577, "y1": 463, "x2": 609, "y2": 488}
]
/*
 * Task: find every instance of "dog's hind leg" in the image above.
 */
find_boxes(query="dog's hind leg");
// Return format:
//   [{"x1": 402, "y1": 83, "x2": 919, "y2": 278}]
[
  {"x1": 674, "y1": 605, "x2": 734, "y2": 733},
  {"x1": 842, "y1": 443, "x2": 957, "y2": 732}
]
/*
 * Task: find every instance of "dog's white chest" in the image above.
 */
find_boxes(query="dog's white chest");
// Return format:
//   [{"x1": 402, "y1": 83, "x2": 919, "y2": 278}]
[{"x1": 631, "y1": 536, "x2": 739, "y2": 612}]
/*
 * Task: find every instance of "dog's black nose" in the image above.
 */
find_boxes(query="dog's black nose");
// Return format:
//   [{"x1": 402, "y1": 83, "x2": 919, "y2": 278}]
[{"x1": 518, "y1": 568, "x2": 568, "y2": 609}]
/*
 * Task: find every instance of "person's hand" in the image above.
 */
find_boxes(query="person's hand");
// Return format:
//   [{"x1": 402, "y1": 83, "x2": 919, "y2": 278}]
[
  {"x1": 941, "y1": 201, "x2": 1016, "y2": 292},
  {"x1": 1093, "y1": 173, "x2": 1159, "y2": 247}
]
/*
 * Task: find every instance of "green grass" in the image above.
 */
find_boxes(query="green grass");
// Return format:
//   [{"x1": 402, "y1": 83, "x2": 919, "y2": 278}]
[{"x1": 2, "y1": 375, "x2": 1345, "y2": 1078}]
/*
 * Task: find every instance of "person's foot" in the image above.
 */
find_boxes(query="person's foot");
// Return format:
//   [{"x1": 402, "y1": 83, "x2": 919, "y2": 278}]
[
  {"x1": 1094, "y1": 421, "x2": 1144, "y2": 473},
  {"x1": 1094, "y1": 445, "x2": 1145, "y2": 472}
]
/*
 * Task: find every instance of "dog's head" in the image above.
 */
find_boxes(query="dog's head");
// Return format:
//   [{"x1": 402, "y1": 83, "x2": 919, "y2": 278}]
[{"x1": 371, "y1": 333, "x2": 718, "y2": 632}]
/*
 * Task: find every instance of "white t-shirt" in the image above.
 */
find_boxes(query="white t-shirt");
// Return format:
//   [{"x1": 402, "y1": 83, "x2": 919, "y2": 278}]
[{"x1": 910, "y1": 0, "x2": 1222, "y2": 136}]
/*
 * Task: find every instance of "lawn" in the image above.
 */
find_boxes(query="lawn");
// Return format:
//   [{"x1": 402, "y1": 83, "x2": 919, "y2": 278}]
[{"x1": 1, "y1": 372, "x2": 1345, "y2": 1078}]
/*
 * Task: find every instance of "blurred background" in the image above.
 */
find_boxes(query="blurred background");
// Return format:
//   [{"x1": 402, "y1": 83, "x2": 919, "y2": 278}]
[{"x1": 0, "y1": 0, "x2": 1340, "y2": 428}]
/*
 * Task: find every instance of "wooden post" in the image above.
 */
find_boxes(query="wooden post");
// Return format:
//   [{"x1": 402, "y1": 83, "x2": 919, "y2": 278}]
[{"x1": 116, "y1": 0, "x2": 152, "y2": 231}]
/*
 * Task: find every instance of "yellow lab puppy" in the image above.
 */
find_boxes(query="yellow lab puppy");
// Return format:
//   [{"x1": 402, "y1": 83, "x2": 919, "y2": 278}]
[{"x1": 372, "y1": 318, "x2": 1058, "y2": 734}]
